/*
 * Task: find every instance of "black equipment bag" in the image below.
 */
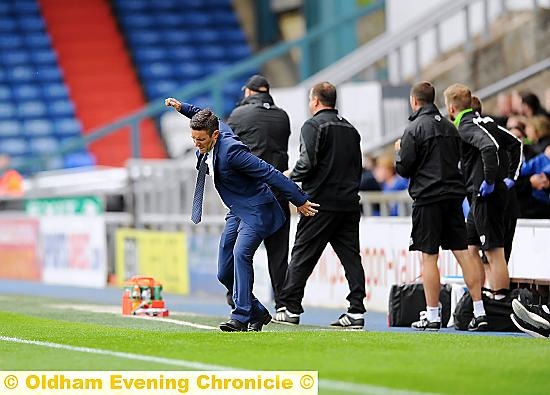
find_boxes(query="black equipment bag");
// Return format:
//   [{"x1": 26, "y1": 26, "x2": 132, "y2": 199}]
[
  {"x1": 389, "y1": 283, "x2": 452, "y2": 327},
  {"x1": 453, "y1": 288, "x2": 535, "y2": 331}
]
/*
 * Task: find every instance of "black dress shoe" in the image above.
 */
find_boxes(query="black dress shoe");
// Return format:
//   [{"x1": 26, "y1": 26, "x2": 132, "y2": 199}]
[
  {"x1": 248, "y1": 313, "x2": 272, "y2": 332},
  {"x1": 219, "y1": 318, "x2": 247, "y2": 332}
]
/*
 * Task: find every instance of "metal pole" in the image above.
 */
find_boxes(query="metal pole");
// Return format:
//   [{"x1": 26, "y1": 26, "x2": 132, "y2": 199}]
[
  {"x1": 434, "y1": 23, "x2": 441, "y2": 57},
  {"x1": 483, "y1": 0, "x2": 490, "y2": 40},
  {"x1": 130, "y1": 120, "x2": 141, "y2": 158},
  {"x1": 464, "y1": 5, "x2": 472, "y2": 52},
  {"x1": 414, "y1": 36, "x2": 421, "y2": 80}
]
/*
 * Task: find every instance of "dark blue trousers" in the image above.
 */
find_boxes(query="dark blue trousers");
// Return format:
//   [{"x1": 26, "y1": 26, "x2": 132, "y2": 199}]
[{"x1": 217, "y1": 213, "x2": 269, "y2": 323}]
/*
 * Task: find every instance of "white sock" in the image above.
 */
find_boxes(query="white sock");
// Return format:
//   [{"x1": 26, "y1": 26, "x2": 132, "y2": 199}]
[
  {"x1": 473, "y1": 300, "x2": 486, "y2": 317},
  {"x1": 347, "y1": 313, "x2": 363, "y2": 319},
  {"x1": 426, "y1": 306, "x2": 440, "y2": 322}
]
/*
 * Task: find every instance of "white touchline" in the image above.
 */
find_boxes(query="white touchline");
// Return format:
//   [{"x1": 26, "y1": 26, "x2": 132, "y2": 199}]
[
  {"x1": 0, "y1": 336, "x2": 437, "y2": 395},
  {"x1": 129, "y1": 315, "x2": 218, "y2": 330}
]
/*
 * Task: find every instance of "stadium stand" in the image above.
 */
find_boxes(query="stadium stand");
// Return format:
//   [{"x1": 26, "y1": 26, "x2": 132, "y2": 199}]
[
  {"x1": 0, "y1": 0, "x2": 92, "y2": 173},
  {"x1": 112, "y1": 0, "x2": 252, "y2": 115},
  {"x1": 39, "y1": 0, "x2": 165, "y2": 167}
]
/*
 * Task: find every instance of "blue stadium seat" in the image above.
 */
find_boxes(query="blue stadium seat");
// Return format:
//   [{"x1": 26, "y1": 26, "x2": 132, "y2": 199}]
[
  {"x1": 23, "y1": 32, "x2": 51, "y2": 48},
  {"x1": 0, "y1": 17, "x2": 17, "y2": 32},
  {"x1": 140, "y1": 62, "x2": 172, "y2": 79},
  {"x1": 0, "y1": 34, "x2": 24, "y2": 49},
  {"x1": 0, "y1": 119, "x2": 20, "y2": 137},
  {"x1": 0, "y1": 137, "x2": 28, "y2": 156},
  {"x1": 197, "y1": 46, "x2": 225, "y2": 61},
  {"x1": 127, "y1": 31, "x2": 162, "y2": 46},
  {"x1": 0, "y1": 102, "x2": 17, "y2": 120},
  {"x1": 0, "y1": 104, "x2": 17, "y2": 120},
  {"x1": 54, "y1": 118, "x2": 81, "y2": 137},
  {"x1": 0, "y1": 86, "x2": 10, "y2": 100},
  {"x1": 170, "y1": 46, "x2": 198, "y2": 61},
  {"x1": 2, "y1": 51, "x2": 32, "y2": 66},
  {"x1": 42, "y1": 82, "x2": 69, "y2": 99},
  {"x1": 63, "y1": 151, "x2": 96, "y2": 168},
  {"x1": 13, "y1": 0, "x2": 40, "y2": 14},
  {"x1": 36, "y1": 65, "x2": 62, "y2": 82},
  {"x1": 13, "y1": 84, "x2": 42, "y2": 100},
  {"x1": 17, "y1": 15, "x2": 45, "y2": 31},
  {"x1": 18, "y1": 101, "x2": 48, "y2": 118},
  {"x1": 48, "y1": 100, "x2": 75, "y2": 117},
  {"x1": 22, "y1": 118, "x2": 54, "y2": 137},
  {"x1": 30, "y1": 136, "x2": 59, "y2": 154},
  {"x1": 133, "y1": 47, "x2": 166, "y2": 62},
  {"x1": 8, "y1": 65, "x2": 35, "y2": 82},
  {"x1": 31, "y1": 50, "x2": 57, "y2": 65}
]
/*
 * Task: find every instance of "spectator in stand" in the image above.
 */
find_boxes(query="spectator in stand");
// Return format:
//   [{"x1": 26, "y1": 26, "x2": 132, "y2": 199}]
[
  {"x1": 492, "y1": 92, "x2": 514, "y2": 127},
  {"x1": 517, "y1": 145, "x2": 550, "y2": 218},
  {"x1": 359, "y1": 153, "x2": 381, "y2": 192},
  {"x1": 373, "y1": 153, "x2": 408, "y2": 216},
  {"x1": 520, "y1": 91, "x2": 550, "y2": 120},
  {"x1": 506, "y1": 116, "x2": 527, "y2": 141},
  {"x1": 524, "y1": 115, "x2": 550, "y2": 160},
  {"x1": 0, "y1": 154, "x2": 23, "y2": 197}
]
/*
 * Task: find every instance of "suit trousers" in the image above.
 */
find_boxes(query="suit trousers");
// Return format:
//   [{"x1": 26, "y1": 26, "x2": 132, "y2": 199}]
[
  {"x1": 279, "y1": 210, "x2": 366, "y2": 315},
  {"x1": 217, "y1": 212, "x2": 270, "y2": 323}
]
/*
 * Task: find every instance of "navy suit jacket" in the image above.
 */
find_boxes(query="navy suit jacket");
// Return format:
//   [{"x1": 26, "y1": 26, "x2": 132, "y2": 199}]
[{"x1": 180, "y1": 103, "x2": 309, "y2": 238}]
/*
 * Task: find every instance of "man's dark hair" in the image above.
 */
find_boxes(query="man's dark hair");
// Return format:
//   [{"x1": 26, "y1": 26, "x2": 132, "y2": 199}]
[
  {"x1": 471, "y1": 95, "x2": 482, "y2": 114},
  {"x1": 190, "y1": 109, "x2": 219, "y2": 135},
  {"x1": 311, "y1": 82, "x2": 337, "y2": 108},
  {"x1": 411, "y1": 81, "x2": 435, "y2": 104},
  {"x1": 520, "y1": 91, "x2": 543, "y2": 114}
]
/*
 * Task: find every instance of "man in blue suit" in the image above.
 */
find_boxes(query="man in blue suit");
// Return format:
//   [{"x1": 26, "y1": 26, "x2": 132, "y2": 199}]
[{"x1": 165, "y1": 98, "x2": 319, "y2": 332}]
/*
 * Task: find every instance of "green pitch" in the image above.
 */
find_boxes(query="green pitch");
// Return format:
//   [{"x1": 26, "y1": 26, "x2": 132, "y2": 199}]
[{"x1": 1, "y1": 295, "x2": 550, "y2": 394}]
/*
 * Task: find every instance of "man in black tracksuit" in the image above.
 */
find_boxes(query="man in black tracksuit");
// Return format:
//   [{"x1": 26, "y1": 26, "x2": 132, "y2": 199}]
[
  {"x1": 444, "y1": 83, "x2": 522, "y2": 294},
  {"x1": 274, "y1": 81, "x2": 366, "y2": 329},
  {"x1": 471, "y1": 96, "x2": 521, "y2": 263},
  {"x1": 395, "y1": 81, "x2": 486, "y2": 331},
  {"x1": 226, "y1": 74, "x2": 291, "y2": 310}
]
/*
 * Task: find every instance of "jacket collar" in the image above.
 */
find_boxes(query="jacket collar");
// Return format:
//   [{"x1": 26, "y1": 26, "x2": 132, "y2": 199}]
[
  {"x1": 239, "y1": 92, "x2": 275, "y2": 106},
  {"x1": 408, "y1": 103, "x2": 440, "y2": 121},
  {"x1": 313, "y1": 108, "x2": 338, "y2": 117},
  {"x1": 453, "y1": 108, "x2": 473, "y2": 127}
]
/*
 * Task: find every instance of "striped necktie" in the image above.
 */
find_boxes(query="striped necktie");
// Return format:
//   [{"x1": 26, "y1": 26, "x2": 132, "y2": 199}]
[{"x1": 191, "y1": 153, "x2": 208, "y2": 224}]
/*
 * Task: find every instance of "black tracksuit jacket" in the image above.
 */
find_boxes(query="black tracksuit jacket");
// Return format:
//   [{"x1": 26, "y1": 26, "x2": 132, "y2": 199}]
[
  {"x1": 396, "y1": 104, "x2": 466, "y2": 205},
  {"x1": 226, "y1": 92, "x2": 290, "y2": 173},
  {"x1": 289, "y1": 108, "x2": 361, "y2": 211},
  {"x1": 456, "y1": 110, "x2": 522, "y2": 195}
]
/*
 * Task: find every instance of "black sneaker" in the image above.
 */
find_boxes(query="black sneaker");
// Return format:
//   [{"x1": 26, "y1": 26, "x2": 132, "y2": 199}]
[
  {"x1": 512, "y1": 299, "x2": 550, "y2": 330},
  {"x1": 273, "y1": 307, "x2": 300, "y2": 325},
  {"x1": 411, "y1": 312, "x2": 441, "y2": 331},
  {"x1": 330, "y1": 313, "x2": 364, "y2": 329},
  {"x1": 468, "y1": 315, "x2": 488, "y2": 331},
  {"x1": 511, "y1": 314, "x2": 550, "y2": 339}
]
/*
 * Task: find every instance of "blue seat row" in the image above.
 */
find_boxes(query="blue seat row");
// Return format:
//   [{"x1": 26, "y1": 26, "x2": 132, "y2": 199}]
[{"x1": 0, "y1": 117, "x2": 81, "y2": 138}]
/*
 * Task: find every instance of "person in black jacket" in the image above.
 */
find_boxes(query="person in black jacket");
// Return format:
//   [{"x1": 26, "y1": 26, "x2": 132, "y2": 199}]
[
  {"x1": 395, "y1": 81, "x2": 487, "y2": 331},
  {"x1": 444, "y1": 83, "x2": 522, "y2": 295},
  {"x1": 274, "y1": 81, "x2": 366, "y2": 329},
  {"x1": 226, "y1": 74, "x2": 292, "y2": 311}
]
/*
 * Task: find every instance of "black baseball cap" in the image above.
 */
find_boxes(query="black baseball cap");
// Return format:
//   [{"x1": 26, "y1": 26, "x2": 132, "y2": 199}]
[{"x1": 243, "y1": 74, "x2": 270, "y2": 92}]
